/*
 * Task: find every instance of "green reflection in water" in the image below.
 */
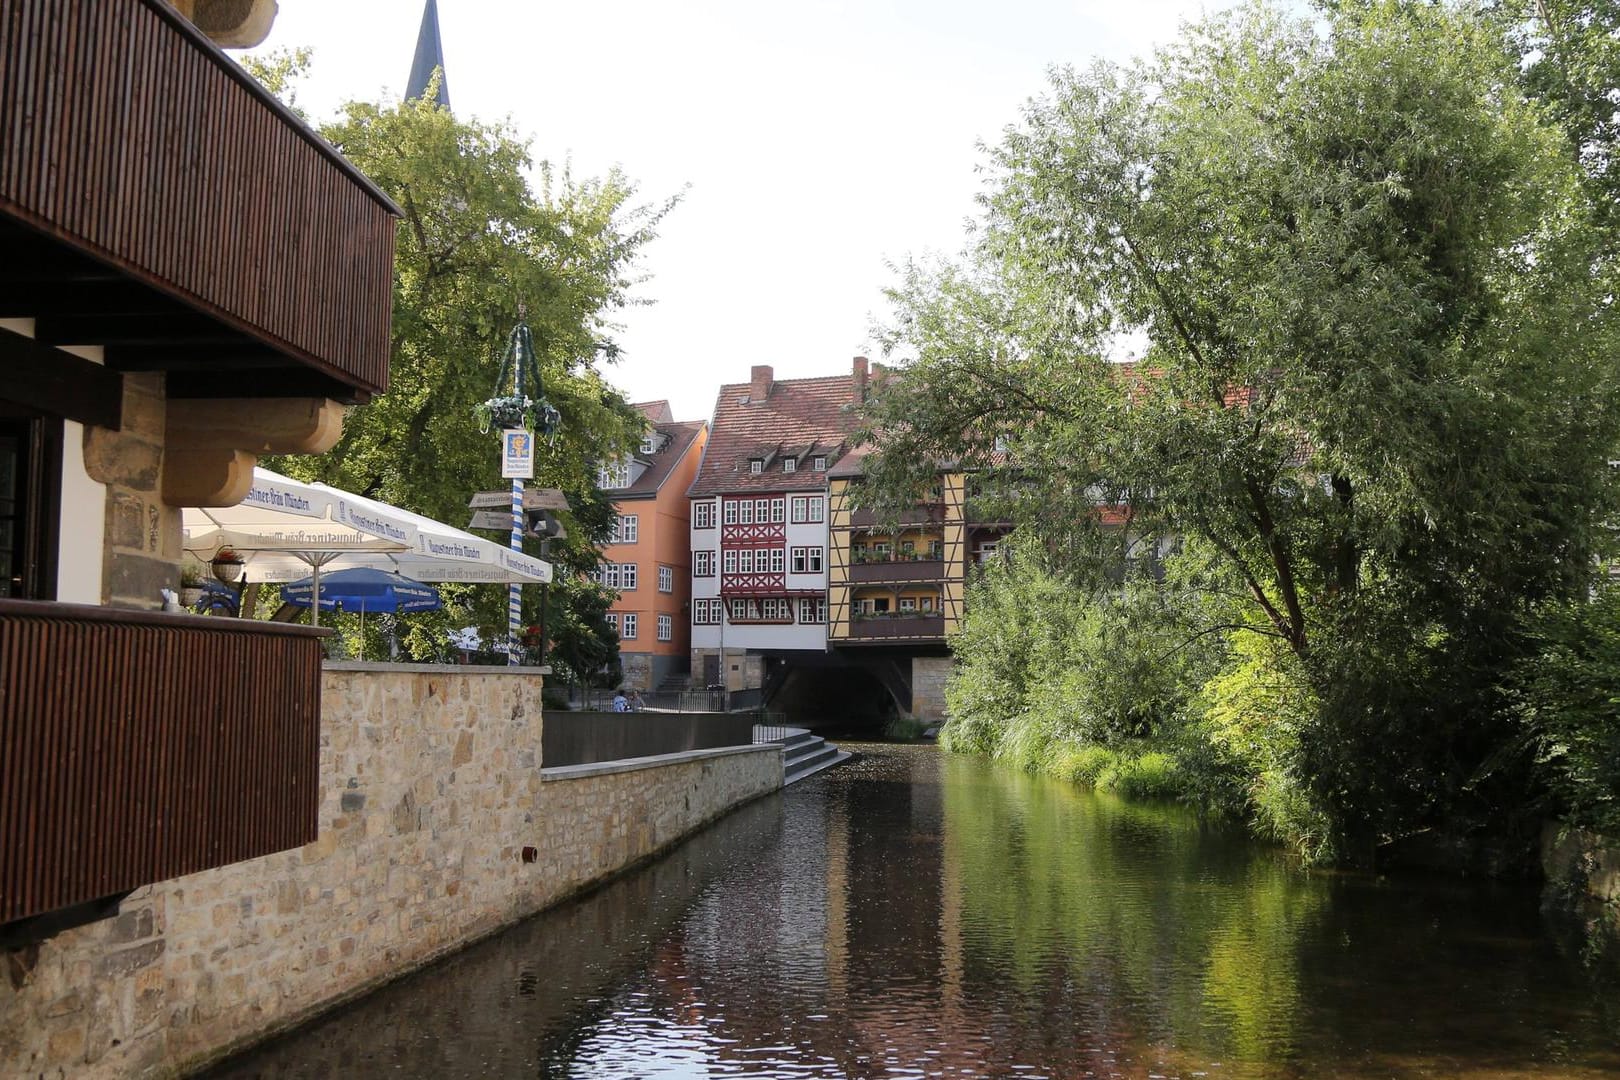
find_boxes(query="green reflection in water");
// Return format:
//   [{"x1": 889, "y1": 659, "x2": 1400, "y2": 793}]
[{"x1": 941, "y1": 752, "x2": 1326, "y2": 1070}]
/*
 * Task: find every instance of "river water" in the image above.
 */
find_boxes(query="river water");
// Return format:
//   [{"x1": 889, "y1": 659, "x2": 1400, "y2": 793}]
[{"x1": 213, "y1": 744, "x2": 1620, "y2": 1079}]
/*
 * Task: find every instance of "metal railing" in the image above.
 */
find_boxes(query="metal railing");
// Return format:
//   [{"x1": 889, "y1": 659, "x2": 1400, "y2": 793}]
[{"x1": 560, "y1": 685, "x2": 766, "y2": 714}]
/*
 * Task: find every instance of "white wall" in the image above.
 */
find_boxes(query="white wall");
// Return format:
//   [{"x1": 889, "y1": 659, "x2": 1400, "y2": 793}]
[{"x1": 56, "y1": 419, "x2": 106, "y2": 604}]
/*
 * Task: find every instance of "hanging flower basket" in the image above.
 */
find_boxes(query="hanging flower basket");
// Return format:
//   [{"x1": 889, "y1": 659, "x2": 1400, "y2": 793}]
[{"x1": 475, "y1": 394, "x2": 536, "y2": 434}]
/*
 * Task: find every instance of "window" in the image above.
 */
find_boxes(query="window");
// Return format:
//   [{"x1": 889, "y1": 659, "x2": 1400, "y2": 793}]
[
  {"x1": 798, "y1": 597, "x2": 827, "y2": 624},
  {"x1": 739, "y1": 549, "x2": 755, "y2": 573},
  {"x1": 597, "y1": 460, "x2": 632, "y2": 489},
  {"x1": 694, "y1": 598, "x2": 721, "y2": 624},
  {"x1": 0, "y1": 414, "x2": 61, "y2": 600},
  {"x1": 750, "y1": 459, "x2": 763, "y2": 474},
  {"x1": 657, "y1": 614, "x2": 673, "y2": 640},
  {"x1": 693, "y1": 501, "x2": 714, "y2": 529},
  {"x1": 605, "y1": 612, "x2": 620, "y2": 633},
  {"x1": 641, "y1": 435, "x2": 657, "y2": 455},
  {"x1": 739, "y1": 500, "x2": 754, "y2": 525},
  {"x1": 783, "y1": 458, "x2": 796, "y2": 473},
  {"x1": 658, "y1": 565, "x2": 673, "y2": 592},
  {"x1": 728, "y1": 598, "x2": 758, "y2": 621},
  {"x1": 723, "y1": 550, "x2": 738, "y2": 574},
  {"x1": 813, "y1": 456, "x2": 826, "y2": 471},
  {"x1": 620, "y1": 564, "x2": 638, "y2": 590},
  {"x1": 601, "y1": 564, "x2": 621, "y2": 589},
  {"x1": 977, "y1": 541, "x2": 999, "y2": 564},
  {"x1": 900, "y1": 597, "x2": 917, "y2": 612},
  {"x1": 723, "y1": 500, "x2": 738, "y2": 525},
  {"x1": 770, "y1": 548, "x2": 785, "y2": 573},
  {"x1": 694, "y1": 550, "x2": 714, "y2": 576},
  {"x1": 610, "y1": 514, "x2": 638, "y2": 544},
  {"x1": 755, "y1": 498, "x2": 769, "y2": 522},
  {"x1": 928, "y1": 540, "x2": 943, "y2": 558},
  {"x1": 920, "y1": 596, "x2": 936, "y2": 612},
  {"x1": 771, "y1": 498, "x2": 785, "y2": 523},
  {"x1": 622, "y1": 613, "x2": 638, "y2": 639},
  {"x1": 761, "y1": 597, "x2": 788, "y2": 620},
  {"x1": 791, "y1": 547, "x2": 824, "y2": 573},
  {"x1": 790, "y1": 496, "x2": 825, "y2": 524}
]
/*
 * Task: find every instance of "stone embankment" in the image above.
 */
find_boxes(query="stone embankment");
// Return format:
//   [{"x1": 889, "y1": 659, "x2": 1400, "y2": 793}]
[
  {"x1": 0, "y1": 664, "x2": 781, "y2": 1077},
  {"x1": 1542, "y1": 823, "x2": 1620, "y2": 949}
]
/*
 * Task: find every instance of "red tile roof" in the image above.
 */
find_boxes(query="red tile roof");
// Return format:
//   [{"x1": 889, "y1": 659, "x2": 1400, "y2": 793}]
[
  {"x1": 616, "y1": 420, "x2": 705, "y2": 501},
  {"x1": 687, "y1": 367, "x2": 861, "y2": 497},
  {"x1": 632, "y1": 400, "x2": 674, "y2": 424}
]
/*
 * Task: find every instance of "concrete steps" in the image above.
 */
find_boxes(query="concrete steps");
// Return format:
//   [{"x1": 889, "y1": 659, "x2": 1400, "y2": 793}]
[{"x1": 775, "y1": 728, "x2": 853, "y2": 786}]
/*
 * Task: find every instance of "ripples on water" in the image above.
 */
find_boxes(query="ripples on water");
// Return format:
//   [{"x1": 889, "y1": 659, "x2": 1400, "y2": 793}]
[{"x1": 211, "y1": 745, "x2": 1620, "y2": 1079}]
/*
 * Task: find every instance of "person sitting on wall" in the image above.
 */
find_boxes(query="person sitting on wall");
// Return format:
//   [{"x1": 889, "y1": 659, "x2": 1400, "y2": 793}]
[
  {"x1": 627, "y1": 689, "x2": 646, "y2": 711},
  {"x1": 612, "y1": 689, "x2": 630, "y2": 712}
]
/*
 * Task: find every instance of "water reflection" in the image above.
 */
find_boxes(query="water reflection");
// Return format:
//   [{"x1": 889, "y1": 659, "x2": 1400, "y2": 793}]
[{"x1": 212, "y1": 745, "x2": 1620, "y2": 1079}]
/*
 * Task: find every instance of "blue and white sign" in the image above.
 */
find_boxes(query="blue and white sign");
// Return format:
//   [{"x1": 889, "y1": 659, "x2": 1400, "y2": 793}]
[{"x1": 502, "y1": 428, "x2": 535, "y2": 479}]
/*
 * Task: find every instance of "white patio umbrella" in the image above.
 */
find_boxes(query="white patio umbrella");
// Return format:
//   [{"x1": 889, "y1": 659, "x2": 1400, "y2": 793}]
[
  {"x1": 243, "y1": 489, "x2": 553, "y2": 586},
  {"x1": 183, "y1": 469, "x2": 419, "y2": 627}
]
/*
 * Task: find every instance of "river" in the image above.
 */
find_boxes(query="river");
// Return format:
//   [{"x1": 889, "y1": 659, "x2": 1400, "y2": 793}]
[{"x1": 211, "y1": 744, "x2": 1620, "y2": 1079}]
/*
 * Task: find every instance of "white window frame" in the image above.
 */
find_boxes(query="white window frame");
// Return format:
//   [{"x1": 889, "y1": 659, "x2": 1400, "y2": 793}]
[
  {"x1": 658, "y1": 565, "x2": 673, "y2": 592},
  {"x1": 739, "y1": 549, "x2": 755, "y2": 573},
  {"x1": 723, "y1": 549, "x2": 737, "y2": 574},
  {"x1": 641, "y1": 435, "x2": 657, "y2": 455},
  {"x1": 622, "y1": 613, "x2": 637, "y2": 639},
  {"x1": 755, "y1": 498, "x2": 769, "y2": 522},
  {"x1": 783, "y1": 458, "x2": 796, "y2": 473},
  {"x1": 771, "y1": 498, "x2": 786, "y2": 523},
  {"x1": 694, "y1": 550, "x2": 714, "y2": 577},
  {"x1": 657, "y1": 614, "x2": 673, "y2": 640},
  {"x1": 605, "y1": 612, "x2": 620, "y2": 633},
  {"x1": 694, "y1": 502, "x2": 714, "y2": 529},
  {"x1": 598, "y1": 460, "x2": 632, "y2": 489},
  {"x1": 750, "y1": 459, "x2": 763, "y2": 474},
  {"x1": 813, "y1": 456, "x2": 826, "y2": 471},
  {"x1": 739, "y1": 500, "x2": 754, "y2": 525},
  {"x1": 723, "y1": 501, "x2": 738, "y2": 525},
  {"x1": 770, "y1": 548, "x2": 785, "y2": 573},
  {"x1": 621, "y1": 564, "x2": 638, "y2": 590},
  {"x1": 615, "y1": 514, "x2": 638, "y2": 544}
]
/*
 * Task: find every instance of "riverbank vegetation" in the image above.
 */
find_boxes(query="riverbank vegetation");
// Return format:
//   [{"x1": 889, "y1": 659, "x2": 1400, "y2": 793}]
[{"x1": 861, "y1": 0, "x2": 1620, "y2": 867}]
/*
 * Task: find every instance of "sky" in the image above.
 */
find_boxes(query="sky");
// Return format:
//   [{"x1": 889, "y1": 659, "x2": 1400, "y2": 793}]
[{"x1": 246, "y1": 1, "x2": 1229, "y2": 421}]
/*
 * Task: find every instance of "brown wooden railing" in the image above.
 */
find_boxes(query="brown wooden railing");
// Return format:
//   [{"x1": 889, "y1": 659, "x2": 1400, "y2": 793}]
[
  {"x1": 842, "y1": 613, "x2": 947, "y2": 642},
  {"x1": 0, "y1": 601, "x2": 328, "y2": 925},
  {"x1": 0, "y1": 0, "x2": 398, "y2": 396},
  {"x1": 849, "y1": 558, "x2": 947, "y2": 584}
]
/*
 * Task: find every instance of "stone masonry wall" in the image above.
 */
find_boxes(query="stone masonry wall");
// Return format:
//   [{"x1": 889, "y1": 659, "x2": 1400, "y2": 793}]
[
  {"x1": 910, "y1": 656, "x2": 953, "y2": 722},
  {"x1": 0, "y1": 665, "x2": 781, "y2": 1078},
  {"x1": 83, "y1": 371, "x2": 178, "y2": 610}
]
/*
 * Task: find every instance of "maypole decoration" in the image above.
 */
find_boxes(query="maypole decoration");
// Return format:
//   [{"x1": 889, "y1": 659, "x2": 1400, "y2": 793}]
[{"x1": 477, "y1": 315, "x2": 561, "y2": 664}]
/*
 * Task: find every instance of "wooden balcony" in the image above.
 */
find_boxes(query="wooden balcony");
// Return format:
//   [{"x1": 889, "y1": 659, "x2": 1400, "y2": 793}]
[
  {"x1": 847, "y1": 504, "x2": 945, "y2": 528},
  {"x1": 848, "y1": 557, "x2": 946, "y2": 584},
  {"x1": 0, "y1": 0, "x2": 398, "y2": 402},
  {"x1": 0, "y1": 601, "x2": 327, "y2": 927},
  {"x1": 840, "y1": 613, "x2": 947, "y2": 643}
]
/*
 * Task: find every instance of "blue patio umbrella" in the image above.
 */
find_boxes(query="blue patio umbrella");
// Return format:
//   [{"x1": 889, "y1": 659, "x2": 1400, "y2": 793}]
[
  {"x1": 282, "y1": 568, "x2": 442, "y2": 660},
  {"x1": 281, "y1": 567, "x2": 443, "y2": 613}
]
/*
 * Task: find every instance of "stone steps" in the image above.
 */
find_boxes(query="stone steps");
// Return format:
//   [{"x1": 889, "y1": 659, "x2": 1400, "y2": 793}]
[{"x1": 777, "y1": 728, "x2": 852, "y2": 786}]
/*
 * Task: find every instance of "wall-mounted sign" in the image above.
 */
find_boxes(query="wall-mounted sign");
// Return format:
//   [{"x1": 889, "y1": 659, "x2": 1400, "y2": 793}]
[{"x1": 502, "y1": 428, "x2": 534, "y2": 479}]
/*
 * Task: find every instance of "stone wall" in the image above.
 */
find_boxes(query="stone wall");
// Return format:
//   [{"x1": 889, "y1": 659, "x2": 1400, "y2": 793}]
[
  {"x1": 910, "y1": 656, "x2": 953, "y2": 722},
  {"x1": 1542, "y1": 823, "x2": 1620, "y2": 945},
  {"x1": 84, "y1": 371, "x2": 178, "y2": 610},
  {"x1": 0, "y1": 664, "x2": 781, "y2": 1077}
]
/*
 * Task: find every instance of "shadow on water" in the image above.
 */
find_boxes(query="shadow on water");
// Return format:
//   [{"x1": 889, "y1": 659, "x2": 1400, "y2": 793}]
[{"x1": 212, "y1": 745, "x2": 1620, "y2": 1080}]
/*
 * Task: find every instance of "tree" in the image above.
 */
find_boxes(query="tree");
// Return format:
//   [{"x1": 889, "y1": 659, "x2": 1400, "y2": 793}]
[
  {"x1": 861, "y1": 1, "x2": 1620, "y2": 861},
  {"x1": 244, "y1": 56, "x2": 676, "y2": 661}
]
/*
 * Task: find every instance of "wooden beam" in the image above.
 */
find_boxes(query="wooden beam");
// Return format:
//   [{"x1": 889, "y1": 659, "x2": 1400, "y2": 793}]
[
  {"x1": 0, "y1": 329, "x2": 124, "y2": 430},
  {"x1": 34, "y1": 314, "x2": 247, "y2": 347},
  {"x1": 167, "y1": 369, "x2": 370, "y2": 404}
]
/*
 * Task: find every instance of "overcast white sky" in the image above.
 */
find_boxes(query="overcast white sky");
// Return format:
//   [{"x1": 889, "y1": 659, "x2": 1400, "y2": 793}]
[{"x1": 247, "y1": 1, "x2": 1227, "y2": 420}]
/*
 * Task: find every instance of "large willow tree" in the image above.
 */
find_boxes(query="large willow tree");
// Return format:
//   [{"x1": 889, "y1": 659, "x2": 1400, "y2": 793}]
[{"x1": 861, "y1": 2, "x2": 1620, "y2": 861}]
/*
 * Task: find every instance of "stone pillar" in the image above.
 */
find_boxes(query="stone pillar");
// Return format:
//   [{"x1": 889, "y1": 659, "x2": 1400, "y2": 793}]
[{"x1": 84, "y1": 373, "x2": 177, "y2": 610}]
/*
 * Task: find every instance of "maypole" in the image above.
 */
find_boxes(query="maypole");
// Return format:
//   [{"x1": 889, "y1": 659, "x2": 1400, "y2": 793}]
[{"x1": 477, "y1": 313, "x2": 560, "y2": 665}]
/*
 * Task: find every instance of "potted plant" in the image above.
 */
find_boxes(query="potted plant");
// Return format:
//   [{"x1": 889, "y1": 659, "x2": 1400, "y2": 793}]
[{"x1": 179, "y1": 563, "x2": 206, "y2": 608}]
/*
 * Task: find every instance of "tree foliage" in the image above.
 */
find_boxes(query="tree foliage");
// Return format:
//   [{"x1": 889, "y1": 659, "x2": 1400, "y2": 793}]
[
  {"x1": 863, "y1": 1, "x2": 1620, "y2": 862},
  {"x1": 243, "y1": 57, "x2": 676, "y2": 665}
]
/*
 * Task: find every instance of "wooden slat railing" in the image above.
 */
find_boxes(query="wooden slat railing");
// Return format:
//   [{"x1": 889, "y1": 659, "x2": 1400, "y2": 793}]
[
  {"x1": 0, "y1": 0, "x2": 397, "y2": 396},
  {"x1": 0, "y1": 601, "x2": 328, "y2": 925}
]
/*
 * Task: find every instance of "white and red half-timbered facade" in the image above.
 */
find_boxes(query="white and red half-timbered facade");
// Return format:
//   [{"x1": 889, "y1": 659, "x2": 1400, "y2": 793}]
[{"x1": 688, "y1": 360, "x2": 869, "y2": 688}]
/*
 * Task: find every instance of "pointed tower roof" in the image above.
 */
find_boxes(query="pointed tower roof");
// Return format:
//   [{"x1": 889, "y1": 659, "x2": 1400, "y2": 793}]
[{"x1": 406, "y1": 0, "x2": 451, "y2": 110}]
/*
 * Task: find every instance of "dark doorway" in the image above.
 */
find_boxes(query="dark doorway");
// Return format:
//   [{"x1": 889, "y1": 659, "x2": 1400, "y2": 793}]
[{"x1": 0, "y1": 407, "x2": 61, "y2": 600}]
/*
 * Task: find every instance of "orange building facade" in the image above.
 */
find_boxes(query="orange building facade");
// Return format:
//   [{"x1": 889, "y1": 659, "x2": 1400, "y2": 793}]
[{"x1": 599, "y1": 403, "x2": 709, "y2": 690}]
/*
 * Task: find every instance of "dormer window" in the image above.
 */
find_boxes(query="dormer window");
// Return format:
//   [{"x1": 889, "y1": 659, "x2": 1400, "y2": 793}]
[
  {"x1": 640, "y1": 435, "x2": 657, "y2": 455},
  {"x1": 750, "y1": 459, "x2": 763, "y2": 475},
  {"x1": 812, "y1": 456, "x2": 826, "y2": 472},
  {"x1": 783, "y1": 458, "x2": 797, "y2": 473}
]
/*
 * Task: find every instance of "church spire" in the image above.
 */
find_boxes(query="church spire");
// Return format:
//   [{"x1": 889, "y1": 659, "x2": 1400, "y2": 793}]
[{"x1": 406, "y1": 0, "x2": 450, "y2": 110}]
